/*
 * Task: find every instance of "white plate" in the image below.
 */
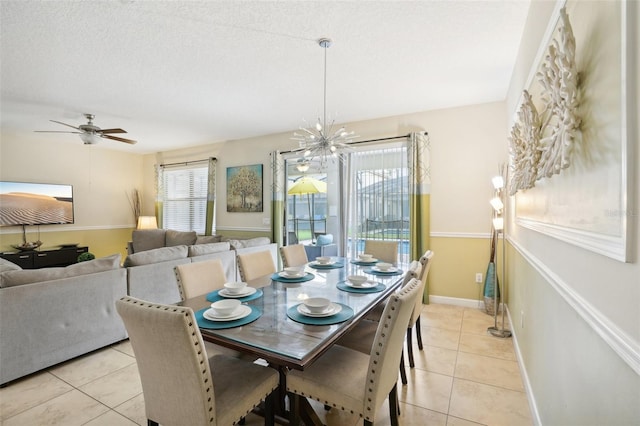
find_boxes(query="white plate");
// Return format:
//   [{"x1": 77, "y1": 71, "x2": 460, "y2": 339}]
[
  {"x1": 203, "y1": 305, "x2": 252, "y2": 321},
  {"x1": 279, "y1": 271, "x2": 305, "y2": 279},
  {"x1": 218, "y1": 287, "x2": 257, "y2": 298},
  {"x1": 311, "y1": 260, "x2": 336, "y2": 266},
  {"x1": 372, "y1": 266, "x2": 398, "y2": 273},
  {"x1": 345, "y1": 280, "x2": 379, "y2": 288},
  {"x1": 357, "y1": 258, "x2": 378, "y2": 263},
  {"x1": 297, "y1": 303, "x2": 342, "y2": 318}
]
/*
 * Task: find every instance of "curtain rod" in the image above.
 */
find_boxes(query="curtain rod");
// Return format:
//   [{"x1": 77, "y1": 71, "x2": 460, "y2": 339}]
[
  {"x1": 279, "y1": 131, "x2": 427, "y2": 155},
  {"x1": 160, "y1": 157, "x2": 216, "y2": 167}
]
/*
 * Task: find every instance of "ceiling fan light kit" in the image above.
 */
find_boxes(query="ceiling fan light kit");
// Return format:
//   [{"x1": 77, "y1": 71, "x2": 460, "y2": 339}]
[{"x1": 35, "y1": 113, "x2": 137, "y2": 145}]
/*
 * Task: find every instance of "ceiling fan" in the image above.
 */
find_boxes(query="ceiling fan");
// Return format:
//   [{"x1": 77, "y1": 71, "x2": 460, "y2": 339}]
[{"x1": 35, "y1": 113, "x2": 137, "y2": 145}]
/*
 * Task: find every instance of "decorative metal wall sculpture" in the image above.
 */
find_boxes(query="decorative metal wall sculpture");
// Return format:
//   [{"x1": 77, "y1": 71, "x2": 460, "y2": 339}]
[
  {"x1": 509, "y1": 90, "x2": 541, "y2": 195},
  {"x1": 535, "y1": 7, "x2": 580, "y2": 180},
  {"x1": 509, "y1": 7, "x2": 580, "y2": 194}
]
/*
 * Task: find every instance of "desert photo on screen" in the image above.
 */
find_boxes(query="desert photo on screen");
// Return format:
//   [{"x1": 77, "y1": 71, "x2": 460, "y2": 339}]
[{"x1": 0, "y1": 182, "x2": 73, "y2": 226}]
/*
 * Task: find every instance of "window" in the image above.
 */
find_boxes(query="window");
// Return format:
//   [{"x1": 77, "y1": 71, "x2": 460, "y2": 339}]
[
  {"x1": 347, "y1": 145, "x2": 409, "y2": 262},
  {"x1": 161, "y1": 164, "x2": 208, "y2": 233}
]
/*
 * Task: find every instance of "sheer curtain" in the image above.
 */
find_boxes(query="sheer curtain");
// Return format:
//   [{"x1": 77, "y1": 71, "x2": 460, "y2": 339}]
[
  {"x1": 344, "y1": 143, "x2": 410, "y2": 262},
  {"x1": 408, "y1": 131, "x2": 432, "y2": 301},
  {"x1": 270, "y1": 151, "x2": 285, "y2": 265}
]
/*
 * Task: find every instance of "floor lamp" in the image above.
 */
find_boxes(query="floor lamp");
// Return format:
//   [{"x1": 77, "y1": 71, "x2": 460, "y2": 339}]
[{"x1": 488, "y1": 172, "x2": 511, "y2": 339}]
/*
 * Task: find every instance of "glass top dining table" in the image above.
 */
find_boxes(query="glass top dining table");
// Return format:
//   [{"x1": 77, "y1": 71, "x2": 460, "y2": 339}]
[{"x1": 180, "y1": 258, "x2": 407, "y2": 371}]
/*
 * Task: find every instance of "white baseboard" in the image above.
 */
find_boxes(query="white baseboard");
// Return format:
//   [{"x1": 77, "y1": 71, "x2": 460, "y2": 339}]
[{"x1": 429, "y1": 295, "x2": 485, "y2": 309}]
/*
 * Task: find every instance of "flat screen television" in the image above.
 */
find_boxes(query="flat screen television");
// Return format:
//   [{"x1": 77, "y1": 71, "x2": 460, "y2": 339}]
[{"x1": 0, "y1": 181, "x2": 74, "y2": 226}]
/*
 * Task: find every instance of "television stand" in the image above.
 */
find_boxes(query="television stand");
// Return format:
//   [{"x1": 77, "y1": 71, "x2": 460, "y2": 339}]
[{"x1": 0, "y1": 246, "x2": 89, "y2": 269}]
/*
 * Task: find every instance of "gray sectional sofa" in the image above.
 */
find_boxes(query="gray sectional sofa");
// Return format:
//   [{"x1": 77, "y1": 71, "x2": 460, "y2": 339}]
[
  {"x1": 0, "y1": 254, "x2": 128, "y2": 385},
  {"x1": 124, "y1": 229, "x2": 278, "y2": 305},
  {"x1": 0, "y1": 230, "x2": 277, "y2": 385}
]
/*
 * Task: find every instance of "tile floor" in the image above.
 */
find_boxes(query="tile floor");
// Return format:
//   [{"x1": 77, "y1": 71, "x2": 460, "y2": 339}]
[{"x1": 0, "y1": 304, "x2": 532, "y2": 425}]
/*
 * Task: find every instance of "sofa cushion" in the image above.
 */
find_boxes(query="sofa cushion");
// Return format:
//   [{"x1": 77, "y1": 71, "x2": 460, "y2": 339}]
[
  {"x1": 166, "y1": 230, "x2": 197, "y2": 247},
  {"x1": 0, "y1": 254, "x2": 123, "y2": 288},
  {"x1": 131, "y1": 229, "x2": 166, "y2": 253},
  {"x1": 123, "y1": 245, "x2": 188, "y2": 267},
  {"x1": 65, "y1": 254, "x2": 121, "y2": 277},
  {"x1": 228, "y1": 237, "x2": 271, "y2": 250},
  {"x1": 0, "y1": 258, "x2": 22, "y2": 272},
  {"x1": 188, "y1": 242, "x2": 231, "y2": 257},
  {"x1": 195, "y1": 235, "x2": 222, "y2": 244}
]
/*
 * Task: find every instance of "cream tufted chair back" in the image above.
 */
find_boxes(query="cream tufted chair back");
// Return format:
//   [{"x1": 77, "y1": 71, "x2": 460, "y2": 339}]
[
  {"x1": 363, "y1": 240, "x2": 399, "y2": 264},
  {"x1": 411, "y1": 250, "x2": 434, "y2": 326},
  {"x1": 116, "y1": 297, "x2": 216, "y2": 425},
  {"x1": 116, "y1": 297, "x2": 279, "y2": 426},
  {"x1": 364, "y1": 277, "x2": 422, "y2": 419},
  {"x1": 279, "y1": 244, "x2": 308, "y2": 267},
  {"x1": 237, "y1": 250, "x2": 276, "y2": 281},
  {"x1": 174, "y1": 258, "x2": 227, "y2": 301}
]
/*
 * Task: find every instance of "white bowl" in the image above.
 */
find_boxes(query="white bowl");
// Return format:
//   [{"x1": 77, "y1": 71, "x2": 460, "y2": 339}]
[
  {"x1": 376, "y1": 262, "x2": 392, "y2": 271},
  {"x1": 316, "y1": 256, "x2": 331, "y2": 264},
  {"x1": 347, "y1": 275, "x2": 368, "y2": 287},
  {"x1": 283, "y1": 267, "x2": 304, "y2": 277},
  {"x1": 358, "y1": 253, "x2": 373, "y2": 261},
  {"x1": 210, "y1": 299, "x2": 241, "y2": 316},
  {"x1": 223, "y1": 281, "x2": 247, "y2": 294},
  {"x1": 303, "y1": 297, "x2": 331, "y2": 314}
]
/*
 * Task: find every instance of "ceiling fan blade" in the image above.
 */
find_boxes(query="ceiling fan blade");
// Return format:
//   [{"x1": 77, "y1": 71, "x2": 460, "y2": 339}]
[
  {"x1": 102, "y1": 134, "x2": 137, "y2": 145},
  {"x1": 50, "y1": 120, "x2": 81, "y2": 130},
  {"x1": 99, "y1": 128, "x2": 127, "y2": 134},
  {"x1": 35, "y1": 130, "x2": 82, "y2": 134}
]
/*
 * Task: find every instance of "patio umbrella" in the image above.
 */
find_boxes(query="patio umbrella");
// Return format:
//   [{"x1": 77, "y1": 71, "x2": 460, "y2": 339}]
[{"x1": 288, "y1": 176, "x2": 327, "y2": 242}]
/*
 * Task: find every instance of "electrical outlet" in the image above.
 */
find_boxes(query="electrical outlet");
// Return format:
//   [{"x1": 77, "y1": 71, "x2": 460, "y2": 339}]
[
  {"x1": 475, "y1": 272, "x2": 483, "y2": 283},
  {"x1": 262, "y1": 217, "x2": 270, "y2": 225}
]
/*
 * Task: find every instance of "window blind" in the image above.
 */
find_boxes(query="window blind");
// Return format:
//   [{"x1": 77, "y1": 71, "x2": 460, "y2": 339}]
[{"x1": 161, "y1": 163, "x2": 208, "y2": 233}]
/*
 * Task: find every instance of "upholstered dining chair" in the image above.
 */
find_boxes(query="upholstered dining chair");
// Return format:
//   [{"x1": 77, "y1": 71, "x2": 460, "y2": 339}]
[
  {"x1": 237, "y1": 249, "x2": 277, "y2": 282},
  {"x1": 286, "y1": 278, "x2": 423, "y2": 426},
  {"x1": 363, "y1": 240, "x2": 399, "y2": 264},
  {"x1": 406, "y1": 250, "x2": 435, "y2": 368},
  {"x1": 116, "y1": 296, "x2": 279, "y2": 426},
  {"x1": 338, "y1": 259, "x2": 422, "y2": 385},
  {"x1": 280, "y1": 244, "x2": 308, "y2": 267},
  {"x1": 174, "y1": 258, "x2": 228, "y2": 301}
]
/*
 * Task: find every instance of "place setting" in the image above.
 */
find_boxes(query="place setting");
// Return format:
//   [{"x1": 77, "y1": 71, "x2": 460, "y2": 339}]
[
  {"x1": 363, "y1": 262, "x2": 403, "y2": 276},
  {"x1": 350, "y1": 253, "x2": 379, "y2": 266},
  {"x1": 271, "y1": 266, "x2": 315, "y2": 283},
  {"x1": 207, "y1": 281, "x2": 263, "y2": 303},
  {"x1": 286, "y1": 297, "x2": 354, "y2": 326},
  {"x1": 196, "y1": 299, "x2": 262, "y2": 329},
  {"x1": 308, "y1": 256, "x2": 344, "y2": 269},
  {"x1": 337, "y1": 274, "x2": 386, "y2": 293}
]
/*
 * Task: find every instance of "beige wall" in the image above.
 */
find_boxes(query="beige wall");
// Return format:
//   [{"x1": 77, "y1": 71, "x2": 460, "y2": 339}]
[
  {"x1": 505, "y1": 0, "x2": 639, "y2": 424},
  {"x1": 0, "y1": 130, "x2": 143, "y2": 259}
]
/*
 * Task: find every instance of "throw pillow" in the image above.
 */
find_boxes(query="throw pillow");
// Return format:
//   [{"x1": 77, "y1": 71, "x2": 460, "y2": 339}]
[
  {"x1": 123, "y1": 245, "x2": 188, "y2": 267},
  {"x1": 166, "y1": 230, "x2": 197, "y2": 247},
  {"x1": 131, "y1": 229, "x2": 166, "y2": 253},
  {"x1": 0, "y1": 268, "x2": 66, "y2": 288}
]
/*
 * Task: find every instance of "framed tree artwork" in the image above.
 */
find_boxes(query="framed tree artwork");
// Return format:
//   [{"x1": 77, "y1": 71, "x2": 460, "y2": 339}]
[{"x1": 226, "y1": 164, "x2": 263, "y2": 212}]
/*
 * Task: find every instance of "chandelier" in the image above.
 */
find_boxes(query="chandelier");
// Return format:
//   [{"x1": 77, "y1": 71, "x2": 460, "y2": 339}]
[{"x1": 292, "y1": 38, "x2": 356, "y2": 169}]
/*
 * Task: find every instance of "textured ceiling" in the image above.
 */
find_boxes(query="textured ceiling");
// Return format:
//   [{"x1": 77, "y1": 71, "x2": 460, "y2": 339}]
[{"x1": 0, "y1": 1, "x2": 530, "y2": 154}]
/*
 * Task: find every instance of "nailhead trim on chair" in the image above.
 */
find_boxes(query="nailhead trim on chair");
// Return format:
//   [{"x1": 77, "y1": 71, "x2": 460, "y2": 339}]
[{"x1": 120, "y1": 297, "x2": 217, "y2": 423}]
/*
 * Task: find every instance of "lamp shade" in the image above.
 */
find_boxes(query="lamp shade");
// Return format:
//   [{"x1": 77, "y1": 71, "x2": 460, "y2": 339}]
[
  {"x1": 490, "y1": 197, "x2": 504, "y2": 212},
  {"x1": 137, "y1": 216, "x2": 158, "y2": 229}
]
